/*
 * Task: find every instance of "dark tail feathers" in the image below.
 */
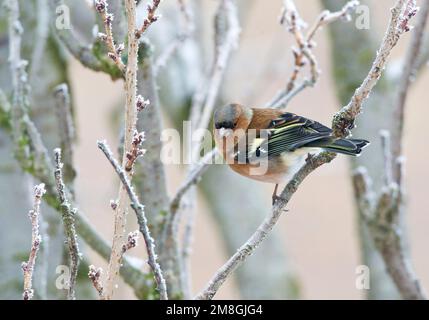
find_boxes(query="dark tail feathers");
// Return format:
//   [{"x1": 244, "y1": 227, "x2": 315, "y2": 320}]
[{"x1": 307, "y1": 138, "x2": 370, "y2": 156}]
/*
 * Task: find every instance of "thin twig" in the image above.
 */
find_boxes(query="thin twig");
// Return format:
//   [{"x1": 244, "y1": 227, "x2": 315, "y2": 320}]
[
  {"x1": 170, "y1": 148, "x2": 218, "y2": 215},
  {"x1": 54, "y1": 149, "x2": 81, "y2": 300},
  {"x1": 22, "y1": 184, "x2": 46, "y2": 300},
  {"x1": 153, "y1": 0, "x2": 194, "y2": 75},
  {"x1": 98, "y1": 140, "x2": 168, "y2": 300},
  {"x1": 135, "y1": 0, "x2": 162, "y2": 39},
  {"x1": 154, "y1": 33, "x2": 188, "y2": 75}
]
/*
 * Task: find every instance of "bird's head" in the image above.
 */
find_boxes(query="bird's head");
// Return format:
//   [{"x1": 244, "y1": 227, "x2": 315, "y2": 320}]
[{"x1": 213, "y1": 103, "x2": 253, "y2": 138}]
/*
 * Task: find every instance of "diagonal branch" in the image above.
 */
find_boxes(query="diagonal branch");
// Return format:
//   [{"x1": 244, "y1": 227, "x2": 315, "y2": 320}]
[
  {"x1": 195, "y1": 153, "x2": 333, "y2": 300},
  {"x1": 98, "y1": 140, "x2": 168, "y2": 300},
  {"x1": 54, "y1": 149, "x2": 81, "y2": 300},
  {"x1": 103, "y1": 0, "x2": 141, "y2": 299}
]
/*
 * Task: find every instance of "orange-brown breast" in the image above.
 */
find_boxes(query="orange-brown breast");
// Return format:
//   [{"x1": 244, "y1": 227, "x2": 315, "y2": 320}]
[{"x1": 222, "y1": 108, "x2": 295, "y2": 184}]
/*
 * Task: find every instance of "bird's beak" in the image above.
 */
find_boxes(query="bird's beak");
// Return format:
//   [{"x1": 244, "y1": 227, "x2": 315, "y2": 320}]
[{"x1": 218, "y1": 128, "x2": 232, "y2": 138}]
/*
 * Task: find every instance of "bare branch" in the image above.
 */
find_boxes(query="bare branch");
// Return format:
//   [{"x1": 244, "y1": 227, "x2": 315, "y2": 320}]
[
  {"x1": 154, "y1": 34, "x2": 188, "y2": 75},
  {"x1": 98, "y1": 140, "x2": 168, "y2": 300},
  {"x1": 54, "y1": 149, "x2": 81, "y2": 300},
  {"x1": 104, "y1": 0, "x2": 141, "y2": 299},
  {"x1": 195, "y1": 153, "x2": 334, "y2": 300},
  {"x1": 153, "y1": 0, "x2": 194, "y2": 74},
  {"x1": 306, "y1": 0, "x2": 359, "y2": 41},
  {"x1": 54, "y1": 84, "x2": 76, "y2": 186},
  {"x1": 22, "y1": 184, "x2": 46, "y2": 300},
  {"x1": 170, "y1": 148, "x2": 218, "y2": 215}
]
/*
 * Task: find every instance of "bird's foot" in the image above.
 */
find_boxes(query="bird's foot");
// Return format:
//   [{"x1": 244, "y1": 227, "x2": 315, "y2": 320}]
[
  {"x1": 305, "y1": 153, "x2": 315, "y2": 163},
  {"x1": 272, "y1": 195, "x2": 286, "y2": 206}
]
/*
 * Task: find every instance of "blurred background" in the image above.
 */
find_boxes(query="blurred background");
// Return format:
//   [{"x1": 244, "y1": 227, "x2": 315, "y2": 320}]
[{"x1": 0, "y1": 0, "x2": 428, "y2": 299}]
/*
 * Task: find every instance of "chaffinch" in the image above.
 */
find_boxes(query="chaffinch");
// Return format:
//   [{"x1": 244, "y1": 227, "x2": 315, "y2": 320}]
[{"x1": 213, "y1": 103, "x2": 369, "y2": 204}]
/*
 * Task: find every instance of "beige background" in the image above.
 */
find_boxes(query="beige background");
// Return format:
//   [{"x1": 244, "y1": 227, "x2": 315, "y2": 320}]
[{"x1": 69, "y1": 0, "x2": 429, "y2": 299}]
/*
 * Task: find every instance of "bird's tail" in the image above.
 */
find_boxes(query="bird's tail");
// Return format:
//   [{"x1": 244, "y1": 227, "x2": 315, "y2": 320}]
[{"x1": 306, "y1": 138, "x2": 370, "y2": 156}]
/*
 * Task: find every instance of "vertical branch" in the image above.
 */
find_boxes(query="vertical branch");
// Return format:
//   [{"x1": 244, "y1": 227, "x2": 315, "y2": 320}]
[
  {"x1": 54, "y1": 149, "x2": 81, "y2": 300},
  {"x1": 103, "y1": 0, "x2": 139, "y2": 299},
  {"x1": 22, "y1": 184, "x2": 46, "y2": 300},
  {"x1": 54, "y1": 84, "x2": 76, "y2": 186}
]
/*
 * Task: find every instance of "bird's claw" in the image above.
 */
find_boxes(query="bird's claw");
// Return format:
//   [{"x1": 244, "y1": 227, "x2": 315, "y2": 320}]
[{"x1": 272, "y1": 195, "x2": 286, "y2": 206}]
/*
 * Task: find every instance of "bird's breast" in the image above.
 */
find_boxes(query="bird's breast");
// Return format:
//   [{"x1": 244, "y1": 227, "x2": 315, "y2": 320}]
[{"x1": 228, "y1": 148, "x2": 314, "y2": 184}]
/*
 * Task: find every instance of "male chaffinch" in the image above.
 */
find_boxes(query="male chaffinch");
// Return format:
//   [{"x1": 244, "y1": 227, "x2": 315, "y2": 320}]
[{"x1": 213, "y1": 103, "x2": 369, "y2": 204}]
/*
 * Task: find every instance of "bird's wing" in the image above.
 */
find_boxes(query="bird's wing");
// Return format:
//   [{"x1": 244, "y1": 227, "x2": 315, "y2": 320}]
[{"x1": 247, "y1": 112, "x2": 333, "y2": 159}]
